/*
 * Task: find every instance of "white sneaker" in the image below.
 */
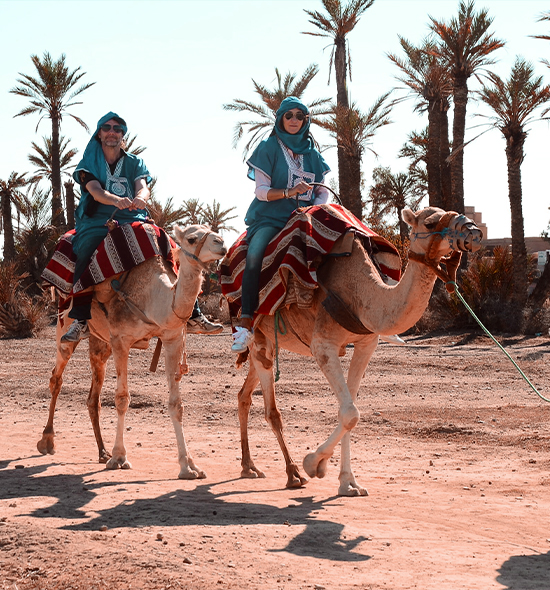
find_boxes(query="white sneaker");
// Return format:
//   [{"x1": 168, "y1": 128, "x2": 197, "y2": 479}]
[
  {"x1": 61, "y1": 320, "x2": 90, "y2": 343},
  {"x1": 231, "y1": 326, "x2": 254, "y2": 353},
  {"x1": 379, "y1": 334, "x2": 405, "y2": 345}
]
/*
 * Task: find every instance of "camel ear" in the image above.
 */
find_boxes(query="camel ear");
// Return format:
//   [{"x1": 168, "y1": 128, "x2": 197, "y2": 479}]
[
  {"x1": 402, "y1": 208, "x2": 417, "y2": 227},
  {"x1": 173, "y1": 224, "x2": 186, "y2": 245}
]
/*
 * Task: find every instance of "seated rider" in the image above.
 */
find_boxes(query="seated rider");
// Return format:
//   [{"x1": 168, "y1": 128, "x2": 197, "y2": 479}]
[
  {"x1": 62, "y1": 112, "x2": 221, "y2": 342},
  {"x1": 231, "y1": 97, "x2": 330, "y2": 353}
]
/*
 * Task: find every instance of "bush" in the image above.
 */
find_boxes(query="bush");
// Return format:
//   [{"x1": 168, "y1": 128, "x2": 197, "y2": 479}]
[{"x1": 0, "y1": 261, "x2": 53, "y2": 338}]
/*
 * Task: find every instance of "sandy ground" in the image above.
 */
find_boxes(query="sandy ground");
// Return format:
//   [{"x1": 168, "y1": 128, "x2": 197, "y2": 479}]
[{"x1": 1, "y1": 325, "x2": 550, "y2": 590}]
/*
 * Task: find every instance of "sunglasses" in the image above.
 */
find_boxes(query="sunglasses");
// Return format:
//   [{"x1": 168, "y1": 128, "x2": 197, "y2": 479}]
[
  {"x1": 100, "y1": 124, "x2": 124, "y2": 133},
  {"x1": 284, "y1": 111, "x2": 307, "y2": 121}
]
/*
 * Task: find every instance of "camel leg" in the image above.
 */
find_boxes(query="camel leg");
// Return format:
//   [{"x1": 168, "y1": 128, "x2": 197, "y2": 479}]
[
  {"x1": 237, "y1": 360, "x2": 266, "y2": 479},
  {"x1": 37, "y1": 337, "x2": 78, "y2": 456},
  {"x1": 303, "y1": 335, "x2": 362, "y2": 483},
  {"x1": 251, "y1": 334, "x2": 308, "y2": 489},
  {"x1": 164, "y1": 337, "x2": 206, "y2": 480},
  {"x1": 337, "y1": 337, "x2": 378, "y2": 497},
  {"x1": 105, "y1": 338, "x2": 132, "y2": 470},
  {"x1": 88, "y1": 336, "x2": 112, "y2": 463}
]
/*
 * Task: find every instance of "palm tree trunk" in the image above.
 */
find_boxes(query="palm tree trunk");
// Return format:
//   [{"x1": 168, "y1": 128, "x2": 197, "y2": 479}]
[
  {"x1": 506, "y1": 135, "x2": 528, "y2": 318},
  {"x1": 347, "y1": 154, "x2": 363, "y2": 219},
  {"x1": 334, "y1": 36, "x2": 349, "y2": 109},
  {"x1": 50, "y1": 115, "x2": 66, "y2": 229},
  {"x1": 64, "y1": 180, "x2": 75, "y2": 229},
  {"x1": 427, "y1": 99, "x2": 442, "y2": 208},
  {"x1": 440, "y1": 100, "x2": 453, "y2": 211},
  {"x1": 1, "y1": 192, "x2": 16, "y2": 262},
  {"x1": 450, "y1": 76, "x2": 468, "y2": 214}
]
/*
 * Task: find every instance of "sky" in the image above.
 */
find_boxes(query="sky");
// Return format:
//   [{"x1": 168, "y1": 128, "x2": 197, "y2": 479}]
[{"x1": 1, "y1": 0, "x2": 549, "y2": 242}]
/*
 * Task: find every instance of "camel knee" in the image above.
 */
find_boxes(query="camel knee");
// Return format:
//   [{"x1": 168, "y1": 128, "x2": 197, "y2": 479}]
[
  {"x1": 340, "y1": 403, "x2": 360, "y2": 430},
  {"x1": 114, "y1": 392, "x2": 130, "y2": 413}
]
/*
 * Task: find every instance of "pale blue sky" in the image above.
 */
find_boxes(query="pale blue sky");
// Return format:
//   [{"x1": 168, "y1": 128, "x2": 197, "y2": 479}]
[{"x1": 1, "y1": 0, "x2": 549, "y2": 240}]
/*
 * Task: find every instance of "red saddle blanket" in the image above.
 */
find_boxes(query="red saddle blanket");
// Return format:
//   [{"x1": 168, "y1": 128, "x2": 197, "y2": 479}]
[
  {"x1": 41, "y1": 222, "x2": 177, "y2": 296},
  {"x1": 220, "y1": 204, "x2": 401, "y2": 320}
]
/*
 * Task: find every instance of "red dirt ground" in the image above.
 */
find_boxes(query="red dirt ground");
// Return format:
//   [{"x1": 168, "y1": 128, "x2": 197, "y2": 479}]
[{"x1": 1, "y1": 326, "x2": 550, "y2": 590}]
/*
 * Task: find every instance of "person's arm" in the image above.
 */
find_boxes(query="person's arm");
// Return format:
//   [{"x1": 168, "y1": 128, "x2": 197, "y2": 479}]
[
  {"x1": 312, "y1": 184, "x2": 330, "y2": 205},
  {"x1": 85, "y1": 180, "x2": 133, "y2": 210},
  {"x1": 254, "y1": 169, "x2": 311, "y2": 201},
  {"x1": 129, "y1": 178, "x2": 150, "y2": 211}
]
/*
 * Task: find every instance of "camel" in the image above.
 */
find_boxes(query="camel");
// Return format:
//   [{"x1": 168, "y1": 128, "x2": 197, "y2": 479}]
[
  {"x1": 37, "y1": 224, "x2": 227, "y2": 479},
  {"x1": 235, "y1": 206, "x2": 483, "y2": 496}
]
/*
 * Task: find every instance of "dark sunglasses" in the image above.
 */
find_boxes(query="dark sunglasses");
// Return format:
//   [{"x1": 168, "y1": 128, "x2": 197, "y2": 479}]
[
  {"x1": 100, "y1": 124, "x2": 124, "y2": 133},
  {"x1": 284, "y1": 111, "x2": 307, "y2": 121}
]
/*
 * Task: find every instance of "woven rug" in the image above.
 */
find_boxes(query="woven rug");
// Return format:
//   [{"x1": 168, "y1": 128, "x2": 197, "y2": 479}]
[
  {"x1": 220, "y1": 204, "x2": 401, "y2": 320},
  {"x1": 42, "y1": 222, "x2": 177, "y2": 295}
]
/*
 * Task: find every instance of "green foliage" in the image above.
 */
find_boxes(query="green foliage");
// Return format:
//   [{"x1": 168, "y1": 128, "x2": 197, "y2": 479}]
[{"x1": 422, "y1": 246, "x2": 537, "y2": 333}]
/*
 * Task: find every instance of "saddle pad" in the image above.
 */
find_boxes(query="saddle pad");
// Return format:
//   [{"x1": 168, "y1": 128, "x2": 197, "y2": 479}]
[
  {"x1": 42, "y1": 222, "x2": 177, "y2": 295},
  {"x1": 220, "y1": 204, "x2": 401, "y2": 319}
]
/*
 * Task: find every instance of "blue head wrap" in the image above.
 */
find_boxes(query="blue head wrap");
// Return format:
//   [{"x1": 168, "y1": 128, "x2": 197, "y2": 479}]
[
  {"x1": 273, "y1": 97, "x2": 314, "y2": 155},
  {"x1": 73, "y1": 112, "x2": 128, "y2": 185}
]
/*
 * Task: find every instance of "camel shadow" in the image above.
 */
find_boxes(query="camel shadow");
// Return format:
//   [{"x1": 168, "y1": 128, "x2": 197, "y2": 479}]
[
  {"x1": 0, "y1": 463, "x2": 370, "y2": 562},
  {"x1": 496, "y1": 551, "x2": 550, "y2": 589}
]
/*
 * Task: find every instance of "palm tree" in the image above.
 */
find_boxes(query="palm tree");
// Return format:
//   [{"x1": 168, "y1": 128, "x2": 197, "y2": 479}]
[
  {"x1": 367, "y1": 166, "x2": 424, "y2": 240},
  {"x1": 10, "y1": 52, "x2": 95, "y2": 229},
  {"x1": 147, "y1": 194, "x2": 189, "y2": 232},
  {"x1": 477, "y1": 57, "x2": 550, "y2": 322},
  {"x1": 388, "y1": 37, "x2": 453, "y2": 209},
  {"x1": 181, "y1": 198, "x2": 205, "y2": 225},
  {"x1": 223, "y1": 64, "x2": 331, "y2": 159},
  {"x1": 531, "y1": 11, "x2": 550, "y2": 70},
  {"x1": 316, "y1": 95, "x2": 392, "y2": 218},
  {"x1": 0, "y1": 173, "x2": 28, "y2": 262},
  {"x1": 430, "y1": 0, "x2": 504, "y2": 213},
  {"x1": 27, "y1": 135, "x2": 79, "y2": 228},
  {"x1": 201, "y1": 200, "x2": 238, "y2": 234},
  {"x1": 398, "y1": 128, "x2": 429, "y2": 196},
  {"x1": 15, "y1": 186, "x2": 59, "y2": 287},
  {"x1": 303, "y1": 0, "x2": 376, "y2": 211}
]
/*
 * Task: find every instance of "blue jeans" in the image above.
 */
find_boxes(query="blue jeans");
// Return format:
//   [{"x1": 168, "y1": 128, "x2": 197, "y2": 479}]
[{"x1": 241, "y1": 225, "x2": 281, "y2": 318}]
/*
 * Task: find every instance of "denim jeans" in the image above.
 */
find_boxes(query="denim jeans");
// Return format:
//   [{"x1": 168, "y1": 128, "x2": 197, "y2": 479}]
[{"x1": 241, "y1": 225, "x2": 281, "y2": 318}]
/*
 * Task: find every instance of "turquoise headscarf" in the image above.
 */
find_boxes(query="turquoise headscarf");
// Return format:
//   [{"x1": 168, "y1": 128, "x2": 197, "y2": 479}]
[
  {"x1": 73, "y1": 111, "x2": 128, "y2": 187},
  {"x1": 273, "y1": 96, "x2": 314, "y2": 155}
]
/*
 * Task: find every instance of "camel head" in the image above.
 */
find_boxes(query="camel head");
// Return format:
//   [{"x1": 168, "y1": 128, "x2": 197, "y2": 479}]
[
  {"x1": 173, "y1": 224, "x2": 227, "y2": 267},
  {"x1": 403, "y1": 207, "x2": 483, "y2": 291},
  {"x1": 403, "y1": 207, "x2": 483, "y2": 258}
]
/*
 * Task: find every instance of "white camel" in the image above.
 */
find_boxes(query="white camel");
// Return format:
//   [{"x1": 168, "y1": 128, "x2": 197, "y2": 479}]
[
  {"x1": 37, "y1": 224, "x2": 227, "y2": 479},
  {"x1": 235, "y1": 206, "x2": 482, "y2": 496}
]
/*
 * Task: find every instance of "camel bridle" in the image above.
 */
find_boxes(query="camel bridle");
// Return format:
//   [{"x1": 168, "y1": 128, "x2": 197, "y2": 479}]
[
  {"x1": 407, "y1": 211, "x2": 464, "y2": 294},
  {"x1": 180, "y1": 230, "x2": 214, "y2": 272}
]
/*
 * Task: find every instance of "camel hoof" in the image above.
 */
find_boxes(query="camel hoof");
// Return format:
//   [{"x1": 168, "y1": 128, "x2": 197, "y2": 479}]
[
  {"x1": 178, "y1": 468, "x2": 206, "y2": 480},
  {"x1": 339, "y1": 483, "x2": 369, "y2": 497},
  {"x1": 241, "y1": 467, "x2": 266, "y2": 479},
  {"x1": 303, "y1": 452, "x2": 320, "y2": 478},
  {"x1": 98, "y1": 450, "x2": 111, "y2": 464},
  {"x1": 37, "y1": 436, "x2": 55, "y2": 456},
  {"x1": 286, "y1": 475, "x2": 308, "y2": 489},
  {"x1": 105, "y1": 458, "x2": 132, "y2": 470}
]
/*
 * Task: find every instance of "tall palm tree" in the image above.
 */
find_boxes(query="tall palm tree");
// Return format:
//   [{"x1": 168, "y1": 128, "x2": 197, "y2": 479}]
[
  {"x1": 367, "y1": 166, "x2": 425, "y2": 240},
  {"x1": 477, "y1": 57, "x2": 550, "y2": 321},
  {"x1": 223, "y1": 64, "x2": 331, "y2": 159},
  {"x1": 303, "y1": 0, "x2": 376, "y2": 211},
  {"x1": 388, "y1": 37, "x2": 453, "y2": 209},
  {"x1": 398, "y1": 128, "x2": 428, "y2": 195},
  {"x1": 10, "y1": 52, "x2": 95, "y2": 229},
  {"x1": 430, "y1": 0, "x2": 504, "y2": 213},
  {"x1": 201, "y1": 200, "x2": 238, "y2": 234},
  {"x1": 0, "y1": 173, "x2": 28, "y2": 262},
  {"x1": 531, "y1": 11, "x2": 550, "y2": 70},
  {"x1": 316, "y1": 95, "x2": 392, "y2": 218}
]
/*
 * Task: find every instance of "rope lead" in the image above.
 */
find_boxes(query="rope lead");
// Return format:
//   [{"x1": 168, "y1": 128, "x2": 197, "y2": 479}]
[{"x1": 448, "y1": 281, "x2": 550, "y2": 403}]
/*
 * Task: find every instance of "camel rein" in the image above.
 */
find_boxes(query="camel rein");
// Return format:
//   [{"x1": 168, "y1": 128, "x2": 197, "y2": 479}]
[{"x1": 412, "y1": 216, "x2": 550, "y2": 404}]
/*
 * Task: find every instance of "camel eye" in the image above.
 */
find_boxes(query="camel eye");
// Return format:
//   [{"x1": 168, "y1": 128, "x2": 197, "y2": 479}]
[
  {"x1": 425, "y1": 222, "x2": 437, "y2": 231},
  {"x1": 187, "y1": 237, "x2": 197, "y2": 244}
]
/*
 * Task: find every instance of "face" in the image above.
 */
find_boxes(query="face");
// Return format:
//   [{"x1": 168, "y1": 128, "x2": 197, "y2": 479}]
[
  {"x1": 282, "y1": 108, "x2": 307, "y2": 134},
  {"x1": 97, "y1": 119, "x2": 124, "y2": 148}
]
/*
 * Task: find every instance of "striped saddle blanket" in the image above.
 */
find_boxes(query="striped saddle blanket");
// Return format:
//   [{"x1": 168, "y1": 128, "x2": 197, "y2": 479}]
[
  {"x1": 41, "y1": 222, "x2": 177, "y2": 296},
  {"x1": 220, "y1": 204, "x2": 401, "y2": 320}
]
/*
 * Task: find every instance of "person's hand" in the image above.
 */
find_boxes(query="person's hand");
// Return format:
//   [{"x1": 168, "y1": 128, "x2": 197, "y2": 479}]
[
  {"x1": 116, "y1": 197, "x2": 133, "y2": 210},
  {"x1": 129, "y1": 197, "x2": 148, "y2": 211},
  {"x1": 289, "y1": 181, "x2": 312, "y2": 198}
]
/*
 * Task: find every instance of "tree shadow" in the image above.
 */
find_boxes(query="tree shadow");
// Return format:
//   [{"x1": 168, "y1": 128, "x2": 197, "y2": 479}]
[
  {"x1": 0, "y1": 462, "x2": 371, "y2": 562},
  {"x1": 496, "y1": 551, "x2": 550, "y2": 590}
]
